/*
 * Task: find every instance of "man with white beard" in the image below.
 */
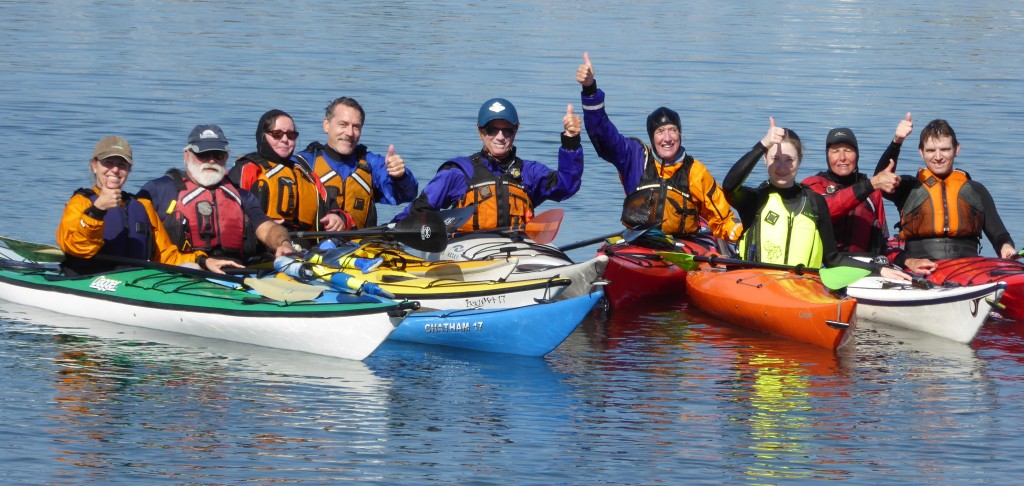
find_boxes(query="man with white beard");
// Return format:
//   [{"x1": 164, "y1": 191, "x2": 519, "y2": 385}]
[{"x1": 139, "y1": 124, "x2": 296, "y2": 263}]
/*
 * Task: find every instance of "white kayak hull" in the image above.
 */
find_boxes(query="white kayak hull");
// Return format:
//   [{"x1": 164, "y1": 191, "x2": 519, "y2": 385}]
[{"x1": 846, "y1": 277, "x2": 1005, "y2": 343}]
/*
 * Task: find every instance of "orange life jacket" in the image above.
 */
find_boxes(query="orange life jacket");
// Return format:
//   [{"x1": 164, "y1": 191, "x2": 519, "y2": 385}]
[
  {"x1": 451, "y1": 153, "x2": 534, "y2": 232},
  {"x1": 234, "y1": 154, "x2": 327, "y2": 231},
  {"x1": 898, "y1": 168, "x2": 984, "y2": 240},
  {"x1": 307, "y1": 144, "x2": 377, "y2": 228}
]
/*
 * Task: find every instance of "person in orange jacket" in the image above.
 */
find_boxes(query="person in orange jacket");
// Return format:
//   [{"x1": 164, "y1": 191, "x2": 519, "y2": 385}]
[{"x1": 57, "y1": 135, "x2": 240, "y2": 276}]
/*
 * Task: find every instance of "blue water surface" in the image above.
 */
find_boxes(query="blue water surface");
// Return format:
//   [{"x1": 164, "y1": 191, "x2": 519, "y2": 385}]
[{"x1": 2, "y1": 0, "x2": 1024, "y2": 483}]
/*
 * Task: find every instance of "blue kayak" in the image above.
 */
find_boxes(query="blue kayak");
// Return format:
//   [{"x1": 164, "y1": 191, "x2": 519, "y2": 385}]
[{"x1": 388, "y1": 290, "x2": 604, "y2": 356}]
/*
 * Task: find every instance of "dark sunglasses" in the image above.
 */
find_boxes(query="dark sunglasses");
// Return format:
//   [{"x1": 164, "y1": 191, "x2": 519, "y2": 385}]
[
  {"x1": 267, "y1": 129, "x2": 299, "y2": 141},
  {"x1": 192, "y1": 150, "x2": 229, "y2": 162},
  {"x1": 482, "y1": 126, "x2": 516, "y2": 137}
]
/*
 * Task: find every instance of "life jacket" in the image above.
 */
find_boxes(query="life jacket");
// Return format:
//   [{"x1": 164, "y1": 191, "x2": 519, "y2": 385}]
[
  {"x1": 62, "y1": 189, "x2": 153, "y2": 276},
  {"x1": 302, "y1": 143, "x2": 377, "y2": 228},
  {"x1": 898, "y1": 168, "x2": 984, "y2": 240},
  {"x1": 152, "y1": 169, "x2": 253, "y2": 258},
  {"x1": 739, "y1": 187, "x2": 824, "y2": 267},
  {"x1": 803, "y1": 173, "x2": 888, "y2": 253},
  {"x1": 449, "y1": 153, "x2": 534, "y2": 232},
  {"x1": 620, "y1": 142, "x2": 700, "y2": 236},
  {"x1": 233, "y1": 153, "x2": 327, "y2": 232}
]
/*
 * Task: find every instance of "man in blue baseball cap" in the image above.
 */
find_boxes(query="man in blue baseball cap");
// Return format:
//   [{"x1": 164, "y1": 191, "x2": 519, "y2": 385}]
[{"x1": 393, "y1": 98, "x2": 584, "y2": 232}]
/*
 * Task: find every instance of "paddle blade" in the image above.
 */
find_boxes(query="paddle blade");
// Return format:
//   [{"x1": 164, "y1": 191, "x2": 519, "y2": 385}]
[
  {"x1": 245, "y1": 276, "x2": 325, "y2": 302},
  {"x1": 523, "y1": 208, "x2": 564, "y2": 244},
  {"x1": 819, "y1": 266, "x2": 872, "y2": 290},
  {"x1": 395, "y1": 209, "x2": 449, "y2": 253},
  {"x1": 621, "y1": 223, "x2": 657, "y2": 244},
  {"x1": 0, "y1": 235, "x2": 66, "y2": 263},
  {"x1": 439, "y1": 206, "x2": 476, "y2": 232},
  {"x1": 654, "y1": 251, "x2": 700, "y2": 271}
]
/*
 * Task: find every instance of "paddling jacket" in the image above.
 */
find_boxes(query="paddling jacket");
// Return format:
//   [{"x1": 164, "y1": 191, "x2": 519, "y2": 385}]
[
  {"x1": 738, "y1": 189, "x2": 825, "y2": 266},
  {"x1": 802, "y1": 172, "x2": 888, "y2": 254},
  {"x1": 580, "y1": 85, "x2": 741, "y2": 242},
  {"x1": 139, "y1": 169, "x2": 267, "y2": 259},
  {"x1": 229, "y1": 152, "x2": 338, "y2": 232},
  {"x1": 391, "y1": 142, "x2": 584, "y2": 227},
  {"x1": 295, "y1": 142, "x2": 419, "y2": 229},
  {"x1": 450, "y1": 153, "x2": 534, "y2": 231},
  {"x1": 57, "y1": 187, "x2": 203, "y2": 275},
  {"x1": 621, "y1": 145, "x2": 704, "y2": 237}
]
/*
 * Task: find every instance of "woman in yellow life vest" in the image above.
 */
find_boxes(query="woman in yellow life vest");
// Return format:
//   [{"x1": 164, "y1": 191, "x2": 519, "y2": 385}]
[{"x1": 721, "y1": 118, "x2": 910, "y2": 281}]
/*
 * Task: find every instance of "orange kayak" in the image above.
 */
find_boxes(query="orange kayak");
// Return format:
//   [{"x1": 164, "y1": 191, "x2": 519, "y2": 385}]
[{"x1": 685, "y1": 264, "x2": 856, "y2": 349}]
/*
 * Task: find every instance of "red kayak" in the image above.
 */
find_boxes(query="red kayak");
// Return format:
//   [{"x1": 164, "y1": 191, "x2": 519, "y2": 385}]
[
  {"x1": 599, "y1": 233, "x2": 721, "y2": 309},
  {"x1": 925, "y1": 256, "x2": 1024, "y2": 320}
]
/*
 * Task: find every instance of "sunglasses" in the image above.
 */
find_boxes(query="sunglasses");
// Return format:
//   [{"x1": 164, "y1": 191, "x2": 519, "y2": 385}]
[
  {"x1": 267, "y1": 129, "x2": 299, "y2": 141},
  {"x1": 192, "y1": 150, "x2": 229, "y2": 162},
  {"x1": 482, "y1": 126, "x2": 516, "y2": 137}
]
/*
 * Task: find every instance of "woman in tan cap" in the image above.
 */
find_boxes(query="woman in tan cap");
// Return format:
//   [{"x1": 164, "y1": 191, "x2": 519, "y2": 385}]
[{"x1": 56, "y1": 135, "x2": 240, "y2": 276}]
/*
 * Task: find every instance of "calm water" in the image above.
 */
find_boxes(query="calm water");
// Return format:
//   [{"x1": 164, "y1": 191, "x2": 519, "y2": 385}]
[{"x1": 2, "y1": 0, "x2": 1024, "y2": 483}]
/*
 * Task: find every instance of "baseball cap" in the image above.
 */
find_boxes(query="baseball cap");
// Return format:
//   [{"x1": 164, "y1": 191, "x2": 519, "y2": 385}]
[
  {"x1": 826, "y1": 128, "x2": 858, "y2": 153},
  {"x1": 477, "y1": 98, "x2": 519, "y2": 127},
  {"x1": 185, "y1": 124, "x2": 229, "y2": 153},
  {"x1": 93, "y1": 135, "x2": 133, "y2": 165}
]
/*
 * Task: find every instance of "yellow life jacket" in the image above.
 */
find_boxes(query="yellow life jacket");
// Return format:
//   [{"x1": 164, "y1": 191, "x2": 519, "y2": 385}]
[
  {"x1": 739, "y1": 189, "x2": 823, "y2": 266},
  {"x1": 898, "y1": 168, "x2": 984, "y2": 240}
]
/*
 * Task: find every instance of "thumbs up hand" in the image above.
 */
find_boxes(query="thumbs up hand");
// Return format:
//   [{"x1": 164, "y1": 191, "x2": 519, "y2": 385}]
[
  {"x1": 384, "y1": 144, "x2": 406, "y2": 178},
  {"x1": 563, "y1": 104, "x2": 581, "y2": 137}
]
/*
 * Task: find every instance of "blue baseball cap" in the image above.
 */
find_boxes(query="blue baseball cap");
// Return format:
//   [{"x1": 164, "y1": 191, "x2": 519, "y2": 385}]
[
  {"x1": 477, "y1": 98, "x2": 519, "y2": 127},
  {"x1": 186, "y1": 124, "x2": 229, "y2": 153}
]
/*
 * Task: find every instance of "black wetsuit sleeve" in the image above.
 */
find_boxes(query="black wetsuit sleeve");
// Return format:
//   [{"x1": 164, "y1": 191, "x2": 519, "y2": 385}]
[
  {"x1": 974, "y1": 181, "x2": 1015, "y2": 251},
  {"x1": 723, "y1": 142, "x2": 768, "y2": 227},
  {"x1": 874, "y1": 141, "x2": 904, "y2": 174}
]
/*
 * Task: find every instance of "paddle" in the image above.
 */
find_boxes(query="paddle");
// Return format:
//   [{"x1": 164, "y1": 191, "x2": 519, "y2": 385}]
[
  {"x1": 557, "y1": 223, "x2": 656, "y2": 252},
  {"x1": 520, "y1": 208, "x2": 564, "y2": 244},
  {"x1": 0, "y1": 235, "x2": 324, "y2": 302},
  {"x1": 439, "y1": 206, "x2": 476, "y2": 232},
  {"x1": 292, "y1": 208, "x2": 449, "y2": 253},
  {"x1": 655, "y1": 252, "x2": 872, "y2": 290},
  {"x1": 0, "y1": 235, "x2": 66, "y2": 263}
]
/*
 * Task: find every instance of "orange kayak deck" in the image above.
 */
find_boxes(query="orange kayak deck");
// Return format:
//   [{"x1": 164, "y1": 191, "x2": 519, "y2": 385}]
[{"x1": 685, "y1": 265, "x2": 856, "y2": 350}]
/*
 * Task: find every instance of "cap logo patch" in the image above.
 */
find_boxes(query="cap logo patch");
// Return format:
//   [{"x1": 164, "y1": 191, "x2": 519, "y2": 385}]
[
  {"x1": 488, "y1": 102, "x2": 507, "y2": 114},
  {"x1": 200, "y1": 129, "x2": 219, "y2": 139}
]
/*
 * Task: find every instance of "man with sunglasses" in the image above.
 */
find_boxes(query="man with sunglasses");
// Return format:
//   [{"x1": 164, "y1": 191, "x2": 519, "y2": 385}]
[
  {"x1": 138, "y1": 124, "x2": 298, "y2": 263},
  {"x1": 576, "y1": 52, "x2": 741, "y2": 246},
  {"x1": 295, "y1": 97, "x2": 419, "y2": 229},
  {"x1": 229, "y1": 109, "x2": 351, "y2": 235},
  {"x1": 392, "y1": 97, "x2": 583, "y2": 232}
]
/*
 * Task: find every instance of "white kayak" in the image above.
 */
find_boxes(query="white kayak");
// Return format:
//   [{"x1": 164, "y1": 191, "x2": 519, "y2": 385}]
[
  {"x1": 414, "y1": 232, "x2": 608, "y2": 300},
  {"x1": 845, "y1": 276, "x2": 1006, "y2": 344}
]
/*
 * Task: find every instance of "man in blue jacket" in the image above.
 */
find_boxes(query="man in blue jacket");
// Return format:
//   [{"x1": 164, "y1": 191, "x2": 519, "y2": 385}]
[
  {"x1": 295, "y1": 97, "x2": 419, "y2": 228},
  {"x1": 393, "y1": 98, "x2": 583, "y2": 232}
]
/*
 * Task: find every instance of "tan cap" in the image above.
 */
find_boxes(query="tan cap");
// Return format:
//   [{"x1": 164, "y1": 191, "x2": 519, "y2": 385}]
[{"x1": 93, "y1": 135, "x2": 133, "y2": 165}]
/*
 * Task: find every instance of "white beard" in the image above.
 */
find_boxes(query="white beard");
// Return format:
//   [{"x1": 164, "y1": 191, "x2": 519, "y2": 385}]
[{"x1": 187, "y1": 162, "x2": 226, "y2": 188}]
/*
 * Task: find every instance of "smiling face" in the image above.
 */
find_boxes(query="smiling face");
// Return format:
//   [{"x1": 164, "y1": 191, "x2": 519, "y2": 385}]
[
  {"x1": 919, "y1": 135, "x2": 959, "y2": 178},
  {"x1": 826, "y1": 142, "x2": 858, "y2": 177},
  {"x1": 766, "y1": 141, "x2": 802, "y2": 188},
  {"x1": 323, "y1": 104, "x2": 363, "y2": 156},
  {"x1": 91, "y1": 156, "x2": 131, "y2": 190},
  {"x1": 478, "y1": 120, "x2": 517, "y2": 159},
  {"x1": 651, "y1": 124, "x2": 681, "y2": 160}
]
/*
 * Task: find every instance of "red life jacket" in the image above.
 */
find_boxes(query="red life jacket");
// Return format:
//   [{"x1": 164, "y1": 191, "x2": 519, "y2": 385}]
[{"x1": 156, "y1": 169, "x2": 252, "y2": 258}]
